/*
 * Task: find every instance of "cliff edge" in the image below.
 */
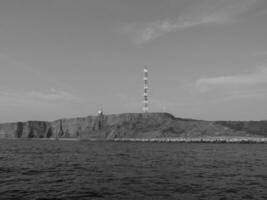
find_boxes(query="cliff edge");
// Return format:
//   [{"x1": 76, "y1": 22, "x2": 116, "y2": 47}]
[{"x1": 0, "y1": 113, "x2": 266, "y2": 139}]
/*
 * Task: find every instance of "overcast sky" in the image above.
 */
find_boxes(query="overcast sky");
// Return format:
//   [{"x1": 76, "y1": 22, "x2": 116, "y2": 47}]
[{"x1": 1, "y1": 0, "x2": 267, "y2": 122}]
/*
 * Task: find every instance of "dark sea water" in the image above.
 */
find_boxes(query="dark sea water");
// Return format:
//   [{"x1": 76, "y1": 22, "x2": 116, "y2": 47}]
[{"x1": 0, "y1": 140, "x2": 266, "y2": 200}]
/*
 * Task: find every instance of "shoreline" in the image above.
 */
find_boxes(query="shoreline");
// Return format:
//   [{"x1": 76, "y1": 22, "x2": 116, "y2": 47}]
[
  {"x1": 112, "y1": 137, "x2": 267, "y2": 143},
  {"x1": 2, "y1": 137, "x2": 267, "y2": 143}
]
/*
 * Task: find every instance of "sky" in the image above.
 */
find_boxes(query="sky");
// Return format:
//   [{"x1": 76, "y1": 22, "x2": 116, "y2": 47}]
[{"x1": 1, "y1": 0, "x2": 267, "y2": 122}]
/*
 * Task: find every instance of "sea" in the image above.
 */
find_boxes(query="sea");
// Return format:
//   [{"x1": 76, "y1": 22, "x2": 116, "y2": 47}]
[{"x1": 0, "y1": 139, "x2": 266, "y2": 200}]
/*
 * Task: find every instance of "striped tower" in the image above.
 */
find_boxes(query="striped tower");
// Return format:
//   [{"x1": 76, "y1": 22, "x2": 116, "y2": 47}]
[{"x1": 143, "y1": 66, "x2": 149, "y2": 113}]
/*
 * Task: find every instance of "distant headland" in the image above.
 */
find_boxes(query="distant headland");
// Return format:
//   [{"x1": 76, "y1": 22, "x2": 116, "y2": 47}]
[{"x1": 0, "y1": 113, "x2": 267, "y2": 143}]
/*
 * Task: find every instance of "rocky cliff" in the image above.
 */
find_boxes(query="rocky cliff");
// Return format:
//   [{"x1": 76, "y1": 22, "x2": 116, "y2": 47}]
[{"x1": 0, "y1": 113, "x2": 266, "y2": 139}]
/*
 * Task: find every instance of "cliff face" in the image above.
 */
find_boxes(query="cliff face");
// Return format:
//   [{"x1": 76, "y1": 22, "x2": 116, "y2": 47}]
[
  {"x1": 0, "y1": 113, "x2": 266, "y2": 139},
  {"x1": 215, "y1": 121, "x2": 267, "y2": 137}
]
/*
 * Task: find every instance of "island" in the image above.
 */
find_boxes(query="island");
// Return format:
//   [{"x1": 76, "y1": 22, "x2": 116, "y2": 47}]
[{"x1": 0, "y1": 113, "x2": 267, "y2": 143}]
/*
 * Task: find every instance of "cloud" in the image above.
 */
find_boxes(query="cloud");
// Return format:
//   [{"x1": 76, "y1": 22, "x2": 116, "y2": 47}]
[
  {"x1": 127, "y1": 0, "x2": 258, "y2": 44},
  {"x1": 252, "y1": 51, "x2": 267, "y2": 57},
  {"x1": 0, "y1": 53, "x2": 34, "y2": 72},
  {"x1": 196, "y1": 67, "x2": 267, "y2": 90},
  {"x1": 29, "y1": 88, "x2": 81, "y2": 102},
  {"x1": 0, "y1": 88, "x2": 81, "y2": 107},
  {"x1": 133, "y1": 16, "x2": 224, "y2": 44},
  {"x1": 195, "y1": 67, "x2": 267, "y2": 100}
]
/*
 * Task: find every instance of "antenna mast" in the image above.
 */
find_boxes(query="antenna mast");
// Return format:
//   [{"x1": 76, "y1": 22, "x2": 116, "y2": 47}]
[{"x1": 143, "y1": 66, "x2": 149, "y2": 113}]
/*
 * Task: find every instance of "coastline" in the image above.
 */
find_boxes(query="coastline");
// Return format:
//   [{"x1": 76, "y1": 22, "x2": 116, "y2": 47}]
[
  {"x1": 1, "y1": 113, "x2": 267, "y2": 140},
  {"x1": 2, "y1": 136, "x2": 267, "y2": 143},
  {"x1": 112, "y1": 137, "x2": 267, "y2": 143}
]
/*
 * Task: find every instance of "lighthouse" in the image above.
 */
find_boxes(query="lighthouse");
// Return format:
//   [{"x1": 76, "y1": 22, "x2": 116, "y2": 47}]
[{"x1": 143, "y1": 66, "x2": 149, "y2": 113}]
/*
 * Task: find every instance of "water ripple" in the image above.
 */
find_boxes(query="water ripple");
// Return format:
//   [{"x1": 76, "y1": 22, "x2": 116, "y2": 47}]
[{"x1": 0, "y1": 140, "x2": 267, "y2": 199}]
